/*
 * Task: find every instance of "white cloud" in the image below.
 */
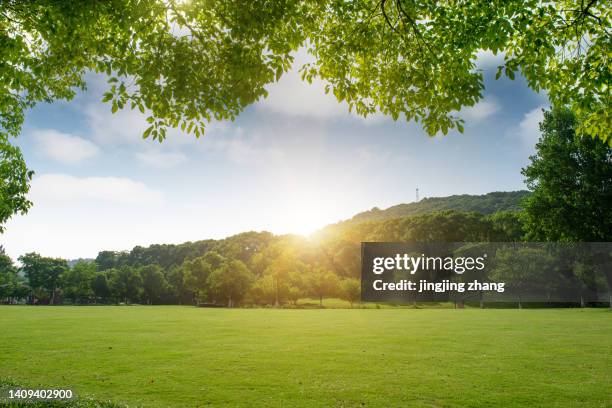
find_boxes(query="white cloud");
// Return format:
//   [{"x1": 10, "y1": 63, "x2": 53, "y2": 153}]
[
  {"x1": 30, "y1": 173, "x2": 164, "y2": 205},
  {"x1": 202, "y1": 129, "x2": 285, "y2": 166},
  {"x1": 474, "y1": 50, "x2": 506, "y2": 70},
  {"x1": 460, "y1": 98, "x2": 501, "y2": 122},
  {"x1": 222, "y1": 137, "x2": 284, "y2": 165},
  {"x1": 516, "y1": 106, "x2": 545, "y2": 152},
  {"x1": 257, "y1": 50, "x2": 348, "y2": 119},
  {"x1": 256, "y1": 52, "x2": 391, "y2": 125},
  {"x1": 84, "y1": 103, "x2": 149, "y2": 145},
  {"x1": 32, "y1": 129, "x2": 99, "y2": 164},
  {"x1": 83, "y1": 100, "x2": 207, "y2": 150},
  {"x1": 2, "y1": 173, "x2": 168, "y2": 259},
  {"x1": 135, "y1": 149, "x2": 187, "y2": 168}
]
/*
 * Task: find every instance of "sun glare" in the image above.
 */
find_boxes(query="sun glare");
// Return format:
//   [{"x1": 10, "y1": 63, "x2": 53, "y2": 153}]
[{"x1": 277, "y1": 192, "x2": 339, "y2": 237}]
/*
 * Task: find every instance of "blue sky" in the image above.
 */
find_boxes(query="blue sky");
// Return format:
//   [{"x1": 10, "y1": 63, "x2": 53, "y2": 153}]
[{"x1": 3, "y1": 51, "x2": 548, "y2": 259}]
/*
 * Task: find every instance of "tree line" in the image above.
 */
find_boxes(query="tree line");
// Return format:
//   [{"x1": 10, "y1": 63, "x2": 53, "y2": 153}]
[
  {"x1": 0, "y1": 210, "x2": 522, "y2": 307},
  {"x1": 1, "y1": 108, "x2": 610, "y2": 308}
]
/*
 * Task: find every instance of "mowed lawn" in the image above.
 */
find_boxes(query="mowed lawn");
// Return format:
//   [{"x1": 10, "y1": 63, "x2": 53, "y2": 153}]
[{"x1": 0, "y1": 307, "x2": 611, "y2": 407}]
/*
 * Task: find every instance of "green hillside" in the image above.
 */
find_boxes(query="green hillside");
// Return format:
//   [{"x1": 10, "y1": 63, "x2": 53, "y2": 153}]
[
  {"x1": 61, "y1": 191, "x2": 529, "y2": 271},
  {"x1": 68, "y1": 191, "x2": 529, "y2": 269},
  {"x1": 349, "y1": 191, "x2": 529, "y2": 223}
]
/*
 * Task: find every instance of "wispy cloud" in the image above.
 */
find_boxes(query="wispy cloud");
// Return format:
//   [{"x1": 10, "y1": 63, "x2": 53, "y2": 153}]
[
  {"x1": 135, "y1": 149, "x2": 188, "y2": 168},
  {"x1": 30, "y1": 173, "x2": 164, "y2": 205},
  {"x1": 197, "y1": 124, "x2": 286, "y2": 166},
  {"x1": 257, "y1": 50, "x2": 348, "y2": 119},
  {"x1": 32, "y1": 129, "x2": 99, "y2": 164},
  {"x1": 84, "y1": 103, "x2": 149, "y2": 145},
  {"x1": 513, "y1": 106, "x2": 546, "y2": 153},
  {"x1": 460, "y1": 98, "x2": 501, "y2": 122},
  {"x1": 206, "y1": 135, "x2": 285, "y2": 166},
  {"x1": 83, "y1": 102, "x2": 194, "y2": 147},
  {"x1": 474, "y1": 50, "x2": 506, "y2": 70}
]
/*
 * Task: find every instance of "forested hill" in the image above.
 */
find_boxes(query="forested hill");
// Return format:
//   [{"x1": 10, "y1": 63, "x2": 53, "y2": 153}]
[
  {"x1": 348, "y1": 191, "x2": 529, "y2": 224},
  {"x1": 18, "y1": 191, "x2": 529, "y2": 306},
  {"x1": 65, "y1": 191, "x2": 529, "y2": 269}
]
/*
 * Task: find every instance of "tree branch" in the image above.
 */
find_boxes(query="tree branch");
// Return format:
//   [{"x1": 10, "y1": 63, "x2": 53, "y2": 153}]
[
  {"x1": 395, "y1": 0, "x2": 436, "y2": 58},
  {"x1": 380, "y1": 0, "x2": 399, "y2": 34}
]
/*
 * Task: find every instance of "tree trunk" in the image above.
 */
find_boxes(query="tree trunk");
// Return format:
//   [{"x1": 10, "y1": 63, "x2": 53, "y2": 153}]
[
  {"x1": 274, "y1": 279, "x2": 279, "y2": 307},
  {"x1": 518, "y1": 294, "x2": 522, "y2": 310},
  {"x1": 580, "y1": 294, "x2": 585, "y2": 308},
  {"x1": 479, "y1": 291, "x2": 484, "y2": 309},
  {"x1": 319, "y1": 295, "x2": 323, "y2": 307}
]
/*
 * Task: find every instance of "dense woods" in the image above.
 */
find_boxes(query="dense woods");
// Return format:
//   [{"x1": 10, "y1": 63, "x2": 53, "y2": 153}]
[
  {"x1": 1, "y1": 209, "x2": 524, "y2": 307},
  {"x1": 348, "y1": 191, "x2": 529, "y2": 223}
]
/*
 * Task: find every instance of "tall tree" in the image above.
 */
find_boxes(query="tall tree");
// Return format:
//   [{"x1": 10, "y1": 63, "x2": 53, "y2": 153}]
[
  {"x1": 91, "y1": 272, "x2": 111, "y2": 304},
  {"x1": 340, "y1": 278, "x2": 361, "y2": 308},
  {"x1": 95, "y1": 251, "x2": 121, "y2": 271},
  {"x1": 0, "y1": 247, "x2": 24, "y2": 303},
  {"x1": 166, "y1": 265, "x2": 188, "y2": 305},
  {"x1": 522, "y1": 107, "x2": 612, "y2": 307},
  {"x1": 183, "y1": 251, "x2": 225, "y2": 304},
  {"x1": 61, "y1": 261, "x2": 96, "y2": 304},
  {"x1": 492, "y1": 246, "x2": 555, "y2": 309},
  {"x1": 307, "y1": 267, "x2": 340, "y2": 307},
  {"x1": 522, "y1": 108, "x2": 612, "y2": 242},
  {"x1": 139, "y1": 264, "x2": 167, "y2": 305},
  {"x1": 108, "y1": 266, "x2": 142, "y2": 304},
  {"x1": 265, "y1": 250, "x2": 302, "y2": 307},
  {"x1": 247, "y1": 275, "x2": 277, "y2": 306},
  {"x1": 18, "y1": 253, "x2": 67, "y2": 304},
  {"x1": 207, "y1": 260, "x2": 254, "y2": 307}
]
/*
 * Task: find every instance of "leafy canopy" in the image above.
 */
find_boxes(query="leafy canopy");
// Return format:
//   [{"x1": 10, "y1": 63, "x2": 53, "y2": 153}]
[
  {"x1": 0, "y1": 0, "x2": 610, "y2": 225},
  {"x1": 3, "y1": 0, "x2": 609, "y2": 141},
  {"x1": 522, "y1": 107, "x2": 612, "y2": 241}
]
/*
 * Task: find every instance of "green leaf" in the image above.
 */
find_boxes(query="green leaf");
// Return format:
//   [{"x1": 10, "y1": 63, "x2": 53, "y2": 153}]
[{"x1": 143, "y1": 125, "x2": 153, "y2": 139}]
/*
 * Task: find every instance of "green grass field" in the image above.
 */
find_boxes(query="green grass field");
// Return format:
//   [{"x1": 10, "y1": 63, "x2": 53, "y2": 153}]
[{"x1": 1, "y1": 306, "x2": 611, "y2": 407}]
